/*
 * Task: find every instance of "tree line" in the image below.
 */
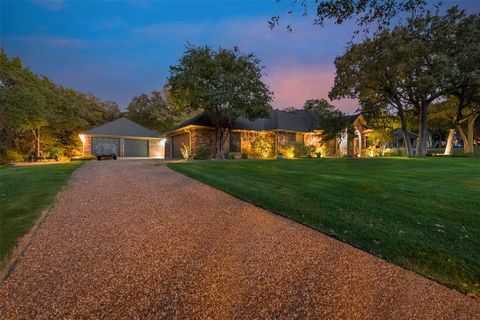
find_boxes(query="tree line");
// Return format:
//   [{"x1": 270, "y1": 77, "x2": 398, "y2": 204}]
[
  {"x1": 0, "y1": 50, "x2": 190, "y2": 163},
  {"x1": 0, "y1": 50, "x2": 121, "y2": 162}
]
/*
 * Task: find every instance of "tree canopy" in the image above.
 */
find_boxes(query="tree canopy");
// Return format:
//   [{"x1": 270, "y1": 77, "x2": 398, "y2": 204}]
[
  {"x1": 330, "y1": 7, "x2": 480, "y2": 156},
  {"x1": 126, "y1": 90, "x2": 191, "y2": 133},
  {"x1": 167, "y1": 45, "x2": 273, "y2": 157},
  {"x1": 270, "y1": 0, "x2": 427, "y2": 33},
  {"x1": 0, "y1": 50, "x2": 120, "y2": 162}
]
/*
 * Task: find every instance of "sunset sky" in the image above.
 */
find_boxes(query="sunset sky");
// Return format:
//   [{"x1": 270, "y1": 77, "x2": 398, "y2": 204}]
[{"x1": 1, "y1": 0, "x2": 478, "y2": 113}]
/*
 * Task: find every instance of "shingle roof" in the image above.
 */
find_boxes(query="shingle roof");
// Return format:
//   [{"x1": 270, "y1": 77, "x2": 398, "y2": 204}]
[
  {"x1": 83, "y1": 117, "x2": 161, "y2": 138},
  {"x1": 164, "y1": 109, "x2": 325, "y2": 135}
]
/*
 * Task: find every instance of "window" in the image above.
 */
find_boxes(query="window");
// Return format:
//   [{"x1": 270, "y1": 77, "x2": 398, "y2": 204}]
[
  {"x1": 296, "y1": 133, "x2": 304, "y2": 145},
  {"x1": 229, "y1": 132, "x2": 241, "y2": 152},
  {"x1": 287, "y1": 133, "x2": 296, "y2": 145}
]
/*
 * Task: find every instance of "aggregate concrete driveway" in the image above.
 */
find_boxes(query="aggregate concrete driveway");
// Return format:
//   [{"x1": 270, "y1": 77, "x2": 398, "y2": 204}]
[{"x1": 1, "y1": 160, "x2": 478, "y2": 319}]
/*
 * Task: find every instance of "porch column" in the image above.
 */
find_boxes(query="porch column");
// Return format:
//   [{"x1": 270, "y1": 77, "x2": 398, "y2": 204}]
[{"x1": 356, "y1": 130, "x2": 362, "y2": 157}]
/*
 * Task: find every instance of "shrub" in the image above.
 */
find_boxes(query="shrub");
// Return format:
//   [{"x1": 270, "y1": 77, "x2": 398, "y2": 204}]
[
  {"x1": 0, "y1": 149, "x2": 24, "y2": 164},
  {"x1": 180, "y1": 143, "x2": 192, "y2": 159},
  {"x1": 293, "y1": 143, "x2": 309, "y2": 158},
  {"x1": 279, "y1": 143, "x2": 310, "y2": 159},
  {"x1": 383, "y1": 148, "x2": 408, "y2": 157},
  {"x1": 305, "y1": 144, "x2": 318, "y2": 158},
  {"x1": 241, "y1": 152, "x2": 248, "y2": 159},
  {"x1": 251, "y1": 138, "x2": 274, "y2": 159},
  {"x1": 280, "y1": 145, "x2": 295, "y2": 159},
  {"x1": 70, "y1": 155, "x2": 96, "y2": 161},
  {"x1": 195, "y1": 146, "x2": 211, "y2": 160}
]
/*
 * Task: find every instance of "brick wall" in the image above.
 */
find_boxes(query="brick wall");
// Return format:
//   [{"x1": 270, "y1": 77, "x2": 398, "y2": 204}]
[
  {"x1": 165, "y1": 138, "x2": 171, "y2": 158},
  {"x1": 149, "y1": 139, "x2": 165, "y2": 158},
  {"x1": 191, "y1": 129, "x2": 216, "y2": 158},
  {"x1": 84, "y1": 135, "x2": 91, "y2": 155}
]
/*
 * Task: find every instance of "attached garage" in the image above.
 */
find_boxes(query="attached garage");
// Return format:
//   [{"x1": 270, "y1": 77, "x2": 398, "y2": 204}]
[
  {"x1": 171, "y1": 133, "x2": 189, "y2": 159},
  {"x1": 91, "y1": 138, "x2": 120, "y2": 156},
  {"x1": 124, "y1": 139, "x2": 149, "y2": 157},
  {"x1": 80, "y1": 117, "x2": 165, "y2": 158}
]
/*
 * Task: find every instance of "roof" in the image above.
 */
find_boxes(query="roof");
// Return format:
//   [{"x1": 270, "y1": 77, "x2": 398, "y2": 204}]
[
  {"x1": 83, "y1": 117, "x2": 161, "y2": 138},
  {"x1": 391, "y1": 128, "x2": 418, "y2": 139},
  {"x1": 164, "y1": 109, "x2": 326, "y2": 135}
]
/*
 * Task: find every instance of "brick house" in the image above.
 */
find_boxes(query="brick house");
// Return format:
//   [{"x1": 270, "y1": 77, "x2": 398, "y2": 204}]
[{"x1": 163, "y1": 109, "x2": 370, "y2": 159}]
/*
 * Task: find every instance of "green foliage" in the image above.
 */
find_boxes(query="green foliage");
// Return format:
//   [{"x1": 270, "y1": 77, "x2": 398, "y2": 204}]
[
  {"x1": 0, "y1": 50, "x2": 121, "y2": 160},
  {"x1": 167, "y1": 45, "x2": 273, "y2": 157},
  {"x1": 180, "y1": 143, "x2": 191, "y2": 159},
  {"x1": 269, "y1": 0, "x2": 427, "y2": 33},
  {"x1": 293, "y1": 143, "x2": 309, "y2": 158},
  {"x1": 241, "y1": 152, "x2": 248, "y2": 159},
  {"x1": 0, "y1": 149, "x2": 24, "y2": 164},
  {"x1": 330, "y1": 7, "x2": 480, "y2": 156},
  {"x1": 70, "y1": 155, "x2": 96, "y2": 161},
  {"x1": 195, "y1": 146, "x2": 211, "y2": 160},
  {"x1": 251, "y1": 138, "x2": 274, "y2": 159},
  {"x1": 126, "y1": 90, "x2": 190, "y2": 133},
  {"x1": 169, "y1": 157, "x2": 480, "y2": 297}
]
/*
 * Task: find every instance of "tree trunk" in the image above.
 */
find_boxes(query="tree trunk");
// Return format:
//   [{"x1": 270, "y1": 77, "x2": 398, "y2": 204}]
[
  {"x1": 444, "y1": 129, "x2": 455, "y2": 156},
  {"x1": 396, "y1": 100, "x2": 413, "y2": 157},
  {"x1": 444, "y1": 101, "x2": 464, "y2": 156},
  {"x1": 460, "y1": 113, "x2": 479, "y2": 156},
  {"x1": 214, "y1": 127, "x2": 229, "y2": 159},
  {"x1": 457, "y1": 125, "x2": 470, "y2": 154},
  {"x1": 467, "y1": 114, "x2": 478, "y2": 155},
  {"x1": 32, "y1": 128, "x2": 41, "y2": 159},
  {"x1": 415, "y1": 103, "x2": 429, "y2": 157}
]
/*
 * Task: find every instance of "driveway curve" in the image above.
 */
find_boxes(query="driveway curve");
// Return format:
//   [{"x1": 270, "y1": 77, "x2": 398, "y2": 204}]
[{"x1": 1, "y1": 160, "x2": 478, "y2": 319}]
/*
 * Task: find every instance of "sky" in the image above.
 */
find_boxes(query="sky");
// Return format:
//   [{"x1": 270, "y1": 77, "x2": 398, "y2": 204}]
[{"x1": 1, "y1": 0, "x2": 479, "y2": 113}]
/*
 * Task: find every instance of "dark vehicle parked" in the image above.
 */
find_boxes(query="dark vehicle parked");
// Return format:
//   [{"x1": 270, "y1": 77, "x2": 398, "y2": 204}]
[{"x1": 95, "y1": 143, "x2": 118, "y2": 160}]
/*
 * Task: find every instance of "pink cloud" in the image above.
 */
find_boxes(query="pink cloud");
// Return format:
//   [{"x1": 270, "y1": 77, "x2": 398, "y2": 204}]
[{"x1": 265, "y1": 65, "x2": 358, "y2": 114}]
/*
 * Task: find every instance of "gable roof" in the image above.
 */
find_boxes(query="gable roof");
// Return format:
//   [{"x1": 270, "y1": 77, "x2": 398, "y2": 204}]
[
  {"x1": 164, "y1": 109, "x2": 325, "y2": 135},
  {"x1": 83, "y1": 117, "x2": 160, "y2": 138}
]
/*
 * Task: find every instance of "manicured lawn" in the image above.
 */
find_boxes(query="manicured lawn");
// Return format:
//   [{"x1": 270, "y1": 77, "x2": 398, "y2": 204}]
[
  {"x1": 0, "y1": 163, "x2": 83, "y2": 266},
  {"x1": 169, "y1": 157, "x2": 480, "y2": 296}
]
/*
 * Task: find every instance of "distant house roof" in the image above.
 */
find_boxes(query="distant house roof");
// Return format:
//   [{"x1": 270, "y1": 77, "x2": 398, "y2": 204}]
[
  {"x1": 164, "y1": 109, "x2": 330, "y2": 135},
  {"x1": 391, "y1": 128, "x2": 418, "y2": 139},
  {"x1": 83, "y1": 117, "x2": 160, "y2": 138}
]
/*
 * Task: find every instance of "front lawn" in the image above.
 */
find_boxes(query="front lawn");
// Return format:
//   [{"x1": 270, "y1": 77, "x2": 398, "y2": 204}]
[
  {"x1": 169, "y1": 157, "x2": 480, "y2": 296},
  {"x1": 0, "y1": 163, "x2": 83, "y2": 266}
]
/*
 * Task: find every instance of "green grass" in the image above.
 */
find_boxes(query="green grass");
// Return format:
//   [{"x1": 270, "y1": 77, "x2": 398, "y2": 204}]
[
  {"x1": 169, "y1": 157, "x2": 480, "y2": 296},
  {"x1": 0, "y1": 163, "x2": 82, "y2": 266}
]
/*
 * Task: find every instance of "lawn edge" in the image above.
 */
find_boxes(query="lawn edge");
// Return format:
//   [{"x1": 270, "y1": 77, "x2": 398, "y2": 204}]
[
  {"x1": 167, "y1": 162, "x2": 480, "y2": 300},
  {"x1": 0, "y1": 163, "x2": 84, "y2": 283}
]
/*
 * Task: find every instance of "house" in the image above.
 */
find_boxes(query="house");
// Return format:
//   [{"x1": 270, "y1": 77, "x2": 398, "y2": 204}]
[
  {"x1": 79, "y1": 117, "x2": 165, "y2": 158},
  {"x1": 163, "y1": 110, "x2": 370, "y2": 159},
  {"x1": 389, "y1": 129, "x2": 418, "y2": 149}
]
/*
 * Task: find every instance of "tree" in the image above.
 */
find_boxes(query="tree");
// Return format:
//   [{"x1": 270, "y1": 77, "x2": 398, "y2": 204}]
[
  {"x1": 0, "y1": 50, "x2": 52, "y2": 159},
  {"x1": 167, "y1": 45, "x2": 273, "y2": 158},
  {"x1": 364, "y1": 111, "x2": 399, "y2": 155},
  {"x1": 269, "y1": 0, "x2": 427, "y2": 33},
  {"x1": 1, "y1": 50, "x2": 123, "y2": 161},
  {"x1": 304, "y1": 99, "x2": 351, "y2": 156},
  {"x1": 330, "y1": 7, "x2": 479, "y2": 156},
  {"x1": 329, "y1": 29, "x2": 416, "y2": 156},
  {"x1": 439, "y1": 11, "x2": 480, "y2": 155},
  {"x1": 126, "y1": 90, "x2": 184, "y2": 133}
]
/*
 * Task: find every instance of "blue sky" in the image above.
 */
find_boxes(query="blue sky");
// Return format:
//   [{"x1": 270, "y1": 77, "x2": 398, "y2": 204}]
[{"x1": 1, "y1": 0, "x2": 479, "y2": 113}]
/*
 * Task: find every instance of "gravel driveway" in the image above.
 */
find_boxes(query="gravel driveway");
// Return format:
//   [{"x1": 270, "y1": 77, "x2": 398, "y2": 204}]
[{"x1": 1, "y1": 160, "x2": 478, "y2": 319}]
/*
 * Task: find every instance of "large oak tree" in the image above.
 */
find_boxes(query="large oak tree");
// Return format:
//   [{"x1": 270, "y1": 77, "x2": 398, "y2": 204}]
[{"x1": 167, "y1": 45, "x2": 273, "y2": 158}]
